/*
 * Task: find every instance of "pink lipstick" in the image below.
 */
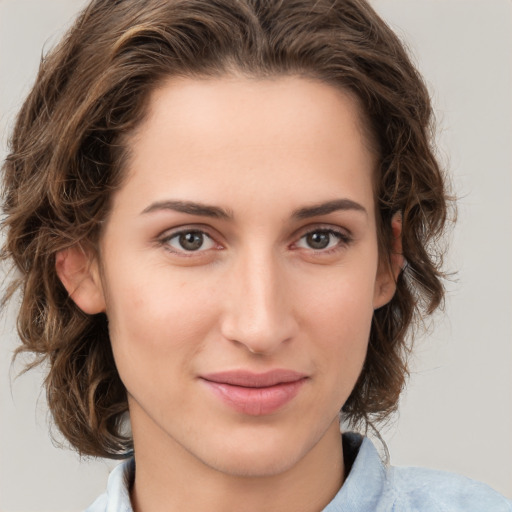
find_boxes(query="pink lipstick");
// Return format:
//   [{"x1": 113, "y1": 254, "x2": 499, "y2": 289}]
[{"x1": 200, "y1": 370, "x2": 308, "y2": 416}]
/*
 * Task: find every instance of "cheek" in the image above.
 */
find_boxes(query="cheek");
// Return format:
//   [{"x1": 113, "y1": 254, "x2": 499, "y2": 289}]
[
  {"x1": 302, "y1": 263, "x2": 376, "y2": 334},
  {"x1": 103, "y1": 266, "x2": 220, "y2": 380},
  {"x1": 300, "y1": 263, "x2": 377, "y2": 391},
  {"x1": 313, "y1": 293, "x2": 373, "y2": 371}
]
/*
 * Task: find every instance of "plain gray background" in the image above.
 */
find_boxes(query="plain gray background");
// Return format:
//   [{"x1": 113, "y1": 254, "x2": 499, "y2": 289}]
[{"x1": 1, "y1": 0, "x2": 511, "y2": 510}]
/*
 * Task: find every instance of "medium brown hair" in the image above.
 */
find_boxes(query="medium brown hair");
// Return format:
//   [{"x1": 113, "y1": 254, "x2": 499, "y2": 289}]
[{"x1": 1, "y1": 0, "x2": 448, "y2": 458}]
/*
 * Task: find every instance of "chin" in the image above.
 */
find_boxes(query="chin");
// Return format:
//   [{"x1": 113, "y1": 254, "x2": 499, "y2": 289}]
[
  {"x1": 191, "y1": 424, "x2": 322, "y2": 478},
  {"x1": 205, "y1": 444, "x2": 304, "y2": 478}
]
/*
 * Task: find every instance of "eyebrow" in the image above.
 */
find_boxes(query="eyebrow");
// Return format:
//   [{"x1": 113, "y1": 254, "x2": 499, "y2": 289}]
[
  {"x1": 141, "y1": 200, "x2": 233, "y2": 219},
  {"x1": 141, "y1": 198, "x2": 367, "y2": 220},
  {"x1": 291, "y1": 198, "x2": 367, "y2": 220}
]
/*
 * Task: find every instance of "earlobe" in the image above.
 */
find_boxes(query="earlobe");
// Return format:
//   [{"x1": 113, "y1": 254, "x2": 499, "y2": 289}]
[
  {"x1": 373, "y1": 212, "x2": 405, "y2": 309},
  {"x1": 55, "y1": 246, "x2": 106, "y2": 314}
]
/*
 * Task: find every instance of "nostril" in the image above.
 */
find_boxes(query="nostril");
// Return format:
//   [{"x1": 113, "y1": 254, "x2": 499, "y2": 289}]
[{"x1": 246, "y1": 345, "x2": 268, "y2": 356}]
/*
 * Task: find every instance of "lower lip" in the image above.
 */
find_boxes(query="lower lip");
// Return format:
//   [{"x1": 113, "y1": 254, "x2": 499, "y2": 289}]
[{"x1": 202, "y1": 379, "x2": 307, "y2": 416}]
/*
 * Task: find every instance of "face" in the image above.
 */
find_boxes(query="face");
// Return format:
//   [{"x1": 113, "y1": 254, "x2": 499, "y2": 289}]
[{"x1": 62, "y1": 76, "x2": 397, "y2": 477}]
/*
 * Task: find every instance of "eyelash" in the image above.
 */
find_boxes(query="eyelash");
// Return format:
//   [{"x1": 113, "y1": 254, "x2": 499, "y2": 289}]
[
  {"x1": 293, "y1": 228, "x2": 352, "y2": 255},
  {"x1": 159, "y1": 229, "x2": 220, "y2": 257},
  {"x1": 158, "y1": 226, "x2": 352, "y2": 257}
]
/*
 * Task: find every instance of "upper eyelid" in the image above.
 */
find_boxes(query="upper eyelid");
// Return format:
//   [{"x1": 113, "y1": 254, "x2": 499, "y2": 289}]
[
  {"x1": 158, "y1": 229, "x2": 219, "y2": 256},
  {"x1": 157, "y1": 223, "x2": 352, "y2": 248},
  {"x1": 159, "y1": 224, "x2": 218, "y2": 240},
  {"x1": 293, "y1": 227, "x2": 351, "y2": 248},
  {"x1": 294, "y1": 223, "x2": 352, "y2": 240}
]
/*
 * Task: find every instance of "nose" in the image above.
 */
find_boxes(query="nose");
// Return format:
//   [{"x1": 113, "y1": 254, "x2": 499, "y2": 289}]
[{"x1": 220, "y1": 249, "x2": 298, "y2": 355}]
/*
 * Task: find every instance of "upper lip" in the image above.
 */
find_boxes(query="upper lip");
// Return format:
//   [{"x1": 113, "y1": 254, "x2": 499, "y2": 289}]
[{"x1": 200, "y1": 370, "x2": 308, "y2": 388}]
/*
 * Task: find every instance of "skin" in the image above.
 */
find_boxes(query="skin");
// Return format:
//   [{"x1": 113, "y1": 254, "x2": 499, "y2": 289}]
[{"x1": 57, "y1": 76, "x2": 401, "y2": 512}]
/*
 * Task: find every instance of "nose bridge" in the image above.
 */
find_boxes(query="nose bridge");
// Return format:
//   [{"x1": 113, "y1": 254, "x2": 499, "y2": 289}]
[{"x1": 221, "y1": 243, "x2": 295, "y2": 354}]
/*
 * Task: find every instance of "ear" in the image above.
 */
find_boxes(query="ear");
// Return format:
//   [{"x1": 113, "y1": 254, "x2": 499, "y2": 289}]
[
  {"x1": 55, "y1": 246, "x2": 106, "y2": 314},
  {"x1": 373, "y1": 212, "x2": 405, "y2": 309}
]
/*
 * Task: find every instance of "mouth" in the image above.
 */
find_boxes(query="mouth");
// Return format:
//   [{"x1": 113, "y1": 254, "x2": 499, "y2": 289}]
[{"x1": 200, "y1": 370, "x2": 308, "y2": 416}]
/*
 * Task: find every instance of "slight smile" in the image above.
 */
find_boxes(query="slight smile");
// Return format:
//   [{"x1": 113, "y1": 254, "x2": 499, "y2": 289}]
[{"x1": 200, "y1": 370, "x2": 309, "y2": 416}]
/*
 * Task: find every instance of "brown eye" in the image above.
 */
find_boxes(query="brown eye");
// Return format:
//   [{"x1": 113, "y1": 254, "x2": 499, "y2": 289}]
[
  {"x1": 164, "y1": 230, "x2": 216, "y2": 253},
  {"x1": 295, "y1": 229, "x2": 350, "y2": 252},
  {"x1": 305, "y1": 231, "x2": 331, "y2": 250},
  {"x1": 179, "y1": 231, "x2": 204, "y2": 251}
]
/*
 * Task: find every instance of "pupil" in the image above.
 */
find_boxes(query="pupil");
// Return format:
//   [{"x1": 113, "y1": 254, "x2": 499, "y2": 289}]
[
  {"x1": 307, "y1": 231, "x2": 330, "y2": 249},
  {"x1": 180, "y1": 232, "x2": 203, "y2": 251}
]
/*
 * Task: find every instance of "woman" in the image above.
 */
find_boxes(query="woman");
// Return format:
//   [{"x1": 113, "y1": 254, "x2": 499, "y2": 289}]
[{"x1": 1, "y1": 0, "x2": 510, "y2": 511}]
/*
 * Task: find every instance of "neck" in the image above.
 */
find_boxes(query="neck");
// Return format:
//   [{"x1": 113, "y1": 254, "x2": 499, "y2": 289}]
[{"x1": 130, "y1": 416, "x2": 345, "y2": 512}]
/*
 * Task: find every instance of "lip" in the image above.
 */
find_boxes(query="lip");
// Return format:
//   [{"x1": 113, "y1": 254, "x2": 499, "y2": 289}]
[{"x1": 200, "y1": 370, "x2": 308, "y2": 416}]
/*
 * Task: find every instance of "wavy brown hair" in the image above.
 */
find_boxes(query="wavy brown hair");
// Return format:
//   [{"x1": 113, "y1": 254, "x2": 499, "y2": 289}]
[{"x1": 1, "y1": 0, "x2": 449, "y2": 458}]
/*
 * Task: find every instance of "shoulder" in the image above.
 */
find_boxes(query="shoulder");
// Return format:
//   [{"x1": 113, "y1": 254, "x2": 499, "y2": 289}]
[
  {"x1": 329, "y1": 433, "x2": 512, "y2": 512},
  {"x1": 388, "y1": 465, "x2": 512, "y2": 512}
]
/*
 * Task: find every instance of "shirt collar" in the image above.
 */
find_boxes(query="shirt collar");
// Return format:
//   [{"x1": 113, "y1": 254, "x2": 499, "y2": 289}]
[
  {"x1": 324, "y1": 432, "x2": 389, "y2": 511},
  {"x1": 100, "y1": 433, "x2": 387, "y2": 512},
  {"x1": 104, "y1": 457, "x2": 134, "y2": 512}
]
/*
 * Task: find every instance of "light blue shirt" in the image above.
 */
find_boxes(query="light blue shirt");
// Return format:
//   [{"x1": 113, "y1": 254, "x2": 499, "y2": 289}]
[{"x1": 86, "y1": 433, "x2": 511, "y2": 511}]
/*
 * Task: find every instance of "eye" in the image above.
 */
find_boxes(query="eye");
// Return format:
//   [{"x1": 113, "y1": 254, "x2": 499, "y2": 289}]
[
  {"x1": 162, "y1": 230, "x2": 217, "y2": 253},
  {"x1": 295, "y1": 229, "x2": 349, "y2": 252}
]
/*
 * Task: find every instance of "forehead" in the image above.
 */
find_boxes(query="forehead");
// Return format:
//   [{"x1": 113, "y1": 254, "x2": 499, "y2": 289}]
[
  {"x1": 116, "y1": 75, "x2": 377, "y2": 220},
  {"x1": 139, "y1": 74, "x2": 376, "y2": 157}
]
